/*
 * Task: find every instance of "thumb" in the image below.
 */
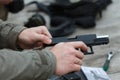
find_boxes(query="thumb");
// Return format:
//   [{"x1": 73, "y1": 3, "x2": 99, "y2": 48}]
[{"x1": 35, "y1": 34, "x2": 52, "y2": 44}]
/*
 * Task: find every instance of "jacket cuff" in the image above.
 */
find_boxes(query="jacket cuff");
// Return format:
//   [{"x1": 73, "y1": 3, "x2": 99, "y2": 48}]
[
  {"x1": 8, "y1": 26, "x2": 27, "y2": 50},
  {"x1": 36, "y1": 48, "x2": 56, "y2": 79}
]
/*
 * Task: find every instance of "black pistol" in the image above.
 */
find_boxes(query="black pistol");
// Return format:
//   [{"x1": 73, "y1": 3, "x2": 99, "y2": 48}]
[
  {"x1": 49, "y1": 34, "x2": 109, "y2": 80},
  {"x1": 46, "y1": 34, "x2": 109, "y2": 55}
]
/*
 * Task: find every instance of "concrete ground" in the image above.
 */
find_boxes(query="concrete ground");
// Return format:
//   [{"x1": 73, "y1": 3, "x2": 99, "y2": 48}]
[{"x1": 7, "y1": 0, "x2": 120, "y2": 80}]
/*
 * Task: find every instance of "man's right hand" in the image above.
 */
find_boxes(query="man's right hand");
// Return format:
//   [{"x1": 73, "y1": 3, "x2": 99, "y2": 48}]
[{"x1": 50, "y1": 41, "x2": 88, "y2": 76}]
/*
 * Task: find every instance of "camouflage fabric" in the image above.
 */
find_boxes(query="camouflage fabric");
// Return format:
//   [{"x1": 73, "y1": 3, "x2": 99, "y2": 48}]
[{"x1": 0, "y1": 19, "x2": 56, "y2": 80}]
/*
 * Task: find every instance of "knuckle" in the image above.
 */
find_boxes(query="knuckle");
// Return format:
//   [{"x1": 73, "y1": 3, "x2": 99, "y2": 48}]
[
  {"x1": 41, "y1": 26, "x2": 47, "y2": 30},
  {"x1": 40, "y1": 35, "x2": 44, "y2": 39},
  {"x1": 70, "y1": 64, "x2": 75, "y2": 69},
  {"x1": 65, "y1": 43, "x2": 75, "y2": 51},
  {"x1": 80, "y1": 60, "x2": 83, "y2": 65},
  {"x1": 69, "y1": 48, "x2": 75, "y2": 54},
  {"x1": 80, "y1": 52, "x2": 84, "y2": 57},
  {"x1": 80, "y1": 41, "x2": 85, "y2": 46}
]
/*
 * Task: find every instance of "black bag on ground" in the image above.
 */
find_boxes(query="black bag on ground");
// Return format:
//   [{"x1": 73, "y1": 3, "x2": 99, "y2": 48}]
[
  {"x1": 48, "y1": 1, "x2": 101, "y2": 18},
  {"x1": 24, "y1": 14, "x2": 75, "y2": 37},
  {"x1": 25, "y1": 0, "x2": 112, "y2": 37},
  {"x1": 24, "y1": 13, "x2": 46, "y2": 27}
]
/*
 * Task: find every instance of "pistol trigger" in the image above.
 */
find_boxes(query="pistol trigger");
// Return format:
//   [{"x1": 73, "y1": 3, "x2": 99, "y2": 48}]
[
  {"x1": 84, "y1": 46, "x2": 94, "y2": 55},
  {"x1": 90, "y1": 46, "x2": 94, "y2": 54}
]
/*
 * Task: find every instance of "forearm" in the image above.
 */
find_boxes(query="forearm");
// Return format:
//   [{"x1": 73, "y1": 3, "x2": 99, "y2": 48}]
[
  {"x1": 0, "y1": 19, "x2": 26, "y2": 50},
  {"x1": 0, "y1": 48, "x2": 56, "y2": 80}
]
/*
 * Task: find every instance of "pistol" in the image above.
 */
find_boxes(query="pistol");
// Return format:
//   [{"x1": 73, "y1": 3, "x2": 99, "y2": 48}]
[
  {"x1": 46, "y1": 34, "x2": 109, "y2": 55},
  {"x1": 49, "y1": 34, "x2": 109, "y2": 80}
]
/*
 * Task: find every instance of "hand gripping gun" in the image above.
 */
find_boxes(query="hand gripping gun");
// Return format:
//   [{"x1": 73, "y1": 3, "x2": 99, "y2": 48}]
[
  {"x1": 46, "y1": 34, "x2": 109, "y2": 55},
  {"x1": 47, "y1": 34, "x2": 109, "y2": 80}
]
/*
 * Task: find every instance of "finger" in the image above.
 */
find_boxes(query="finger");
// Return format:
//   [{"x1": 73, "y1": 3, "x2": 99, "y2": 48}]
[
  {"x1": 40, "y1": 26, "x2": 52, "y2": 38},
  {"x1": 66, "y1": 41, "x2": 88, "y2": 52},
  {"x1": 35, "y1": 34, "x2": 52, "y2": 44},
  {"x1": 74, "y1": 50, "x2": 84, "y2": 59},
  {"x1": 72, "y1": 64, "x2": 81, "y2": 72},
  {"x1": 18, "y1": 41, "x2": 34, "y2": 49},
  {"x1": 34, "y1": 42, "x2": 44, "y2": 48},
  {"x1": 74, "y1": 58, "x2": 82, "y2": 65}
]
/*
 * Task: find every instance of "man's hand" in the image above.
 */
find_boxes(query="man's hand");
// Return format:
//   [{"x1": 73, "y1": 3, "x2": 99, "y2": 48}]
[
  {"x1": 17, "y1": 26, "x2": 52, "y2": 49},
  {"x1": 50, "y1": 41, "x2": 88, "y2": 76}
]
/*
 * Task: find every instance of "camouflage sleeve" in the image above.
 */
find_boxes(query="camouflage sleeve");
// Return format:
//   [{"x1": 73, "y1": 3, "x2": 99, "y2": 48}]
[
  {"x1": 0, "y1": 19, "x2": 56, "y2": 80},
  {"x1": 0, "y1": 48, "x2": 56, "y2": 80},
  {"x1": 0, "y1": 19, "x2": 26, "y2": 49}
]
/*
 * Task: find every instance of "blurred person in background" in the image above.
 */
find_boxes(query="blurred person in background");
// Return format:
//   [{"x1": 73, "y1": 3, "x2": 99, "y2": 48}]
[{"x1": 0, "y1": 0, "x2": 24, "y2": 20}]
